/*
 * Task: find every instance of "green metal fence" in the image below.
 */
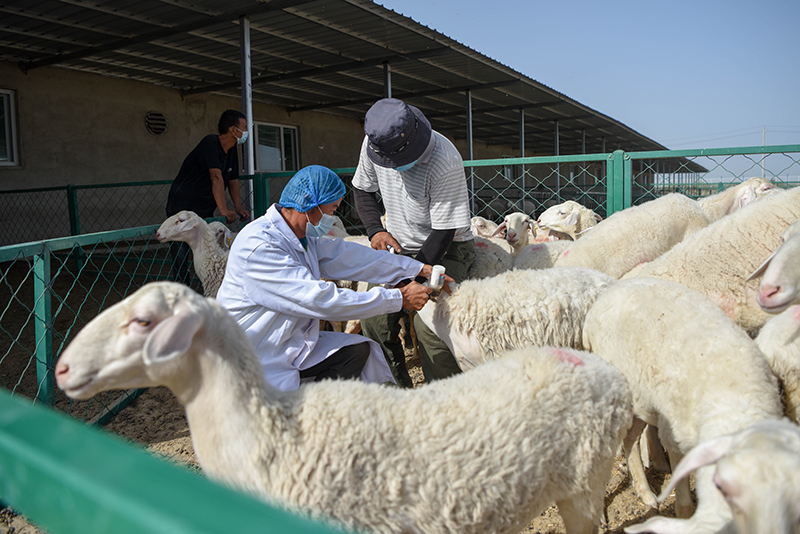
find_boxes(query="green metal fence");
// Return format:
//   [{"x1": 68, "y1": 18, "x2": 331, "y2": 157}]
[{"x1": 0, "y1": 144, "x2": 799, "y2": 533}]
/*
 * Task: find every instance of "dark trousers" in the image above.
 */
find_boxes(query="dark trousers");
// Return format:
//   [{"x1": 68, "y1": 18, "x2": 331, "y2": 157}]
[
  {"x1": 299, "y1": 342, "x2": 370, "y2": 382},
  {"x1": 360, "y1": 239, "x2": 476, "y2": 387}
]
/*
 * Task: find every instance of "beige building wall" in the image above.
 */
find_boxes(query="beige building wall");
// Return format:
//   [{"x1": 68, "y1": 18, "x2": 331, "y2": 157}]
[{"x1": 0, "y1": 60, "x2": 513, "y2": 190}]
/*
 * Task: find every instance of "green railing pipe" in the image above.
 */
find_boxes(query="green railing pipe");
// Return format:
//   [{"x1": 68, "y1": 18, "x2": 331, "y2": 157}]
[
  {"x1": 0, "y1": 389, "x2": 350, "y2": 534},
  {"x1": 33, "y1": 251, "x2": 53, "y2": 406}
]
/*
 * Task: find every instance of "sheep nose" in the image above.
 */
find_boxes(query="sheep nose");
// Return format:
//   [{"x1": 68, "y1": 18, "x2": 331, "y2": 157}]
[{"x1": 55, "y1": 360, "x2": 69, "y2": 378}]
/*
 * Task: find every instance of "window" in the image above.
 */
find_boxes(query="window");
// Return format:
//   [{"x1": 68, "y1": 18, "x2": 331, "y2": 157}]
[
  {"x1": 0, "y1": 89, "x2": 18, "y2": 166},
  {"x1": 254, "y1": 122, "x2": 298, "y2": 171}
]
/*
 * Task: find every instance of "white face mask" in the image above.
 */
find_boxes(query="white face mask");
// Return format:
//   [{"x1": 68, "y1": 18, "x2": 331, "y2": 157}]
[
  {"x1": 305, "y1": 207, "x2": 336, "y2": 237},
  {"x1": 234, "y1": 126, "x2": 248, "y2": 145}
]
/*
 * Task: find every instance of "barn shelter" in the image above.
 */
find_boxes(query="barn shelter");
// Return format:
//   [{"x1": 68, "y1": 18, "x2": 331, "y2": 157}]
[{"x1": 0, "y1": 0, "x2": 673, "y2": 182}]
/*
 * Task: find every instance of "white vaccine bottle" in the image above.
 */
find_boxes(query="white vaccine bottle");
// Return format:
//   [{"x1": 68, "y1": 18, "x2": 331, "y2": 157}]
[{"x1": 429, "y1": 265, "x2": 446, "y2": 291}]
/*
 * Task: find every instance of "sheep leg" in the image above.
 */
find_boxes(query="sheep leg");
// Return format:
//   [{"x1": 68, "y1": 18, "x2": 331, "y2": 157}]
[
  {"x1": 408, "y1": 311, "x2": 420, "y2": 361},
  {"x1": 344, "y1": 320, "x2": 361, "y2": 335},
  {"x1": 667, "y1": 448, "x2": 694, "y2": 518},
  {"x1": 556, "y1": 498, "x2": 596, "y2": 534},
  {"x1": 641, "y1": 424, "x2": 671, "y2": 473},
  {"x1": 623, "y1": 417, "x2": 659, "y2": 509}
]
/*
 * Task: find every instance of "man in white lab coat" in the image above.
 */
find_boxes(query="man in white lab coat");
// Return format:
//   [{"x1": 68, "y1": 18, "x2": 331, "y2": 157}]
[{"x1": 216, "y1": 165, "x2": 440, "y2": 391}]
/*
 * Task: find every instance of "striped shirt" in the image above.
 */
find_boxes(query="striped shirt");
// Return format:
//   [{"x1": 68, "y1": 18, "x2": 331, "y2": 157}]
[{"x1": 352, "y1": 131, "x2": 473, "y2": 254}]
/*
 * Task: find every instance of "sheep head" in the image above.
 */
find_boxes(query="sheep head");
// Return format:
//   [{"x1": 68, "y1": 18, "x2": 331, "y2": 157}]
[
  {"x1": 748, "y1": 220, "x2": 800, "y2": 314},
  {"x1": 655, "y1": 420, "x2": 800, "y2": 534},
  {"x1": 494, "y1": 212, "x2": 531, "y2": 248},
  {"x1": 156, "y1": 210, "x2": 205, "y2": 244},
  {"x1": 56, "y1": 282, "x2": 206, "y2": 401}
]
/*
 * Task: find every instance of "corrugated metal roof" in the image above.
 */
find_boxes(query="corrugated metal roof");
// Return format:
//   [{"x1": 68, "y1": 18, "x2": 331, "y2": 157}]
[{"x1": 1, "y1": 0, "x2": 671, "y2": 155}]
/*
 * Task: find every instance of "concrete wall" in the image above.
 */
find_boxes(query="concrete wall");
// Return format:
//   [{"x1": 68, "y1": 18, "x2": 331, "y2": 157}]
[{"x1": 0, "y1": 60, "x2": 512, "y2": 191}]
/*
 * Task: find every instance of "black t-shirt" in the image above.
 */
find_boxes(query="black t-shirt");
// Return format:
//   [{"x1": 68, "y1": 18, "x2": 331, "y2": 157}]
[{"x1": 166, "y1": 134, "x2": 239, "y2": 218}]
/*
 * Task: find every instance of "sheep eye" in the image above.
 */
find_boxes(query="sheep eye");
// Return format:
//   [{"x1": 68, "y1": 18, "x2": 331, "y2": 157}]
[{"x1": 134, "y1": 318, "x2": 151, "y2": 327}]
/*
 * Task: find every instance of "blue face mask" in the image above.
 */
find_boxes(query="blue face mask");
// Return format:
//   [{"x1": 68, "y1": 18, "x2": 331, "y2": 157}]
[
  {"x1": 305, "y1": 207, "x2": 336, "y2": 237},
  {"x1": 394, "y1": 160, "x2": 417, "y2": 172}
]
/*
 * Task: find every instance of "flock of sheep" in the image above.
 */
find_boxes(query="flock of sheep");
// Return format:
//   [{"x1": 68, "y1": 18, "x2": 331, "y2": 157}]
[{"x1": 53, "y1": 176, "x2": 800, "y2": 534}]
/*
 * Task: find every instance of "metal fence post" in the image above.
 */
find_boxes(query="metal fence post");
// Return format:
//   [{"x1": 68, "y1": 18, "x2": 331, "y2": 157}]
[
  {"x1": 33, "y1": 246, "x2": 54, "y2": 406},
  {"x1": 252, "y1": 173, "x2": 270, "y2": 218},
  {"x1": 606, "y1": 150, "x2": 632, "y2": 216},
  {"x1": 66, "y1": 185, "x2": 80, "y2": 236}
]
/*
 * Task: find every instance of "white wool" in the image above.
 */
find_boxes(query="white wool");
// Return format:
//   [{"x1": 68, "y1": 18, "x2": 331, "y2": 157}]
[
  {"x1": 624, "y1": 186, "x2": 800, "y2": 335},
  {"x1": 56, "y1": 282, "x2": 633, "y2": 534},
  {"x1": 417, "y1": 267, "x2": 615, "y2": 370},
  {"x1": 156, "y1": 210, "x2": 229, "y2": 297},
  {"x1": 466, "y1": 236, "x2": 513, "y2": 279},
  {"x1": 583, "y1": 277, "x2": 782, "y2": 534},
  {"x1": 554, "y1": 193, "x2": 710, "y2": 278},
  {"x1": 512, "y1": 240, "x2": 571, "y2": 270},
  {"x1": 755, "y1": 305, "x2": 800, "y2": 424}
]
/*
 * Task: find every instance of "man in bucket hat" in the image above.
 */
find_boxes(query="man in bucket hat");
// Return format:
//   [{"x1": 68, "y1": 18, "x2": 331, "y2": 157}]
[{"x1": 353, "y1": 98, "x2": 475, "y2": 387}]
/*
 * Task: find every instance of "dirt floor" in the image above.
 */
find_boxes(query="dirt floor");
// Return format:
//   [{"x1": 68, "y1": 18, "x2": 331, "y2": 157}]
[{"x1": 0, "y1": 342, "x2": 685, "y2": 534}]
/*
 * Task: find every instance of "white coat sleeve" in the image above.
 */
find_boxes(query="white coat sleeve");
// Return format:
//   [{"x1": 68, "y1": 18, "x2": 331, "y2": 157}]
[
  {"x1": 315, "y1": 237, "x2": 424, "y2": 285},
  {"x1": 240, "y1": 242, "x2": 407, "y2": 322}
]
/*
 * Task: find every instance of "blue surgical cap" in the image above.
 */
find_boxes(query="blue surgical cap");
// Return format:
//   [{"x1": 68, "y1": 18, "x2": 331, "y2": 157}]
[{"x1": 279, "y1": 165, "x2": 346, "y2": 212}]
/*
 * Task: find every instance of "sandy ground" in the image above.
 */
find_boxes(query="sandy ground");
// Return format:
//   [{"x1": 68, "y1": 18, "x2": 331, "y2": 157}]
[{"x1": 0, "y1": 342, "x2": 685, "y2": 534}]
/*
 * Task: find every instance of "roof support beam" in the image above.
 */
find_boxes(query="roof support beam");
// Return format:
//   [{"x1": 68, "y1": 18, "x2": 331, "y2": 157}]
[
  {"x1": 240, "y1": 15, "x2": 254, "y2": 175},
  {"x1": 183, "y1": 46, "x2": 451, "y2": 96},
  {"x1": 19, "y1": 0, "x2": 317, "y2": 72},
  {"x1": 291, "y1": 79, "x2": 520, "y2": 113},
  {"x1": 424, "y1": 100, "x2": 565, "y2": 119}
]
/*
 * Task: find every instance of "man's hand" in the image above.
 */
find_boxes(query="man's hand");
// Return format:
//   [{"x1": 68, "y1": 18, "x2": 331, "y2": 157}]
[
  {"x1": 417, "y1": 265, "x2": 455, "y2": 294},
  {"x1": 221, "y1": 209, "x2": 238, "y2": 223},
  {"x1": 399, "y1": 281, "x2": 433, "y2": 311},
  {"x1": 370, "y1": 231, "x2": 402, "y2": 253},
  {"x1": 235, "y1": 206, "x2": 250, "y2": 221}
]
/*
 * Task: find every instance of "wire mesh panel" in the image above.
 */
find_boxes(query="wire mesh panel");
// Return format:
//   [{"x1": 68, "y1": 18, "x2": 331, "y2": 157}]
[
  {"x1": 73, "y1": 182, "x2": 174, "y2": 234},
  {"x1": 467, "y1": 155, "x2": 610, "y2": 222},
  {"x1": 0, "y1": 187, "x2": 71, "y2": 245},
  {"x1": 0, "y1": 226, "x2": 204, "y2": 424},
  {"x1": 629, "y1": 145, "x2": 800, "y2": 205}
]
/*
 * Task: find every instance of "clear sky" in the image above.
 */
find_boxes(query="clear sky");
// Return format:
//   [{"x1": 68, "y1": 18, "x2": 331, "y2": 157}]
[{"x1": 375, "y1": 0, "x2": 800, "y2": 151}]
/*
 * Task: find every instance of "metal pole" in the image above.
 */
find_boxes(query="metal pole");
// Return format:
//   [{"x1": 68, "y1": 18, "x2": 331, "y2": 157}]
[
  {"x1": 240, "y1": 15, "x2": 255, "y2": 175},
  {"x1": 466, "y1": 90, "x2": 474, "y2": 213},
  {"x1": 383, "y1": 61, "x2": 392, "y2": 98},
  {"x1": 554, "y1": 120, "x2": 560, "y2": 200},
  {"x1": 520, "y1": 108, "x2": 525, "y2": 208}
]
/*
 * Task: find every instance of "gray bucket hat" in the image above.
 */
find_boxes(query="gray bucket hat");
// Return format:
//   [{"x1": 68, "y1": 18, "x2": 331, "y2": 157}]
[{"x1": 364, "y1": 98, "x2": 432, "y2": 168}]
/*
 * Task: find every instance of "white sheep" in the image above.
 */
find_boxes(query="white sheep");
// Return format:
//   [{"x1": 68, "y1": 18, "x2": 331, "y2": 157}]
[
  {"x1": 624, "y1": 186, "x2": 800, "y2": 335},
  {"x1": 512, "y1": 240, "x2": 572, "y2": 270},
  {"x1": 536, "y1": 200, "x2": 602, "y2": 241},
  {"x1": 647, "y1": 419, "x2": 800, "y2": 534},
  {"x1": 492, "y1": 212, "x2": 533, "y2": 255},
  {"x1": 156, "y1": 210, "x2": 228, "y2": 297},
  {"x1": 697, "y1": 176, "x2": 776, "y2": 222},
  {"x1": 465, "y1": 236, "x2": 513, "y2": 279},
  {"x1": 754, "y1": 306, "x2": 800, "y2": 424},
  {"x1": 582, "y1": 277, "x2": 782, "y2": 534},
  {"x1": 748, "y1": 219, "x2": 800, "y2": 313},
  {"x1": 416, "y1": 267, "x2": 615, "y2": 370},
  {"x1": 554, "y1": 193, "x2": 710, "y2": 278},
  {"x1": 469, "y1": 216, "x2": 500, "y2": 238},
  {"x1": 55, "y1": 281, "x2": 633, "y2": 534}
]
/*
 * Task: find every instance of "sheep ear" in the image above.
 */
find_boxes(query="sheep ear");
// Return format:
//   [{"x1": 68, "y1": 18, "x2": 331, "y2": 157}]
[
  {"x1": 746, "y1": 249, "x2": 777, "y2": 281},
  {"x1": 657, "y1": 434, "x2": 735, "y2": 502},
  {"x1": 143, "y1": 304, "x2": 204, "y2": 364},
  {"x1": 738, "y1": 186, "x2": 757, "y2": 209},
  {"x1": 593, "y1": 212, "x2": 603, "y2": 222},
  {"x1": 491, "y1": 222, "x2": 507, "y2": 237},
  {"x1": 564, "y1": 211, "x2": 579, "y2": 227}
]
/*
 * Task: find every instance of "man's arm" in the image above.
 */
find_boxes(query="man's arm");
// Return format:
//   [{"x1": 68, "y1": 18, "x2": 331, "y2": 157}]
[
  {"x1": 227, "y1": 178, "x2": 250, "y2": 220},
  {"x1": 209, "y1": 169, "x2": 237, "y2": 223},
  {"x1": 413, "y1": 229, "x2": 455, "y2": 283},
  {"x1": 353, "y1": 187, "x2": 403, "y2": 253}
]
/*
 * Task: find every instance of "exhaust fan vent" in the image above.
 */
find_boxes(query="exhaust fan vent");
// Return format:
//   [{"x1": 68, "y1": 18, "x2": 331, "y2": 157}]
[{"x1": 145, "y1": 111, "x2": 167, "y2": 135}]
